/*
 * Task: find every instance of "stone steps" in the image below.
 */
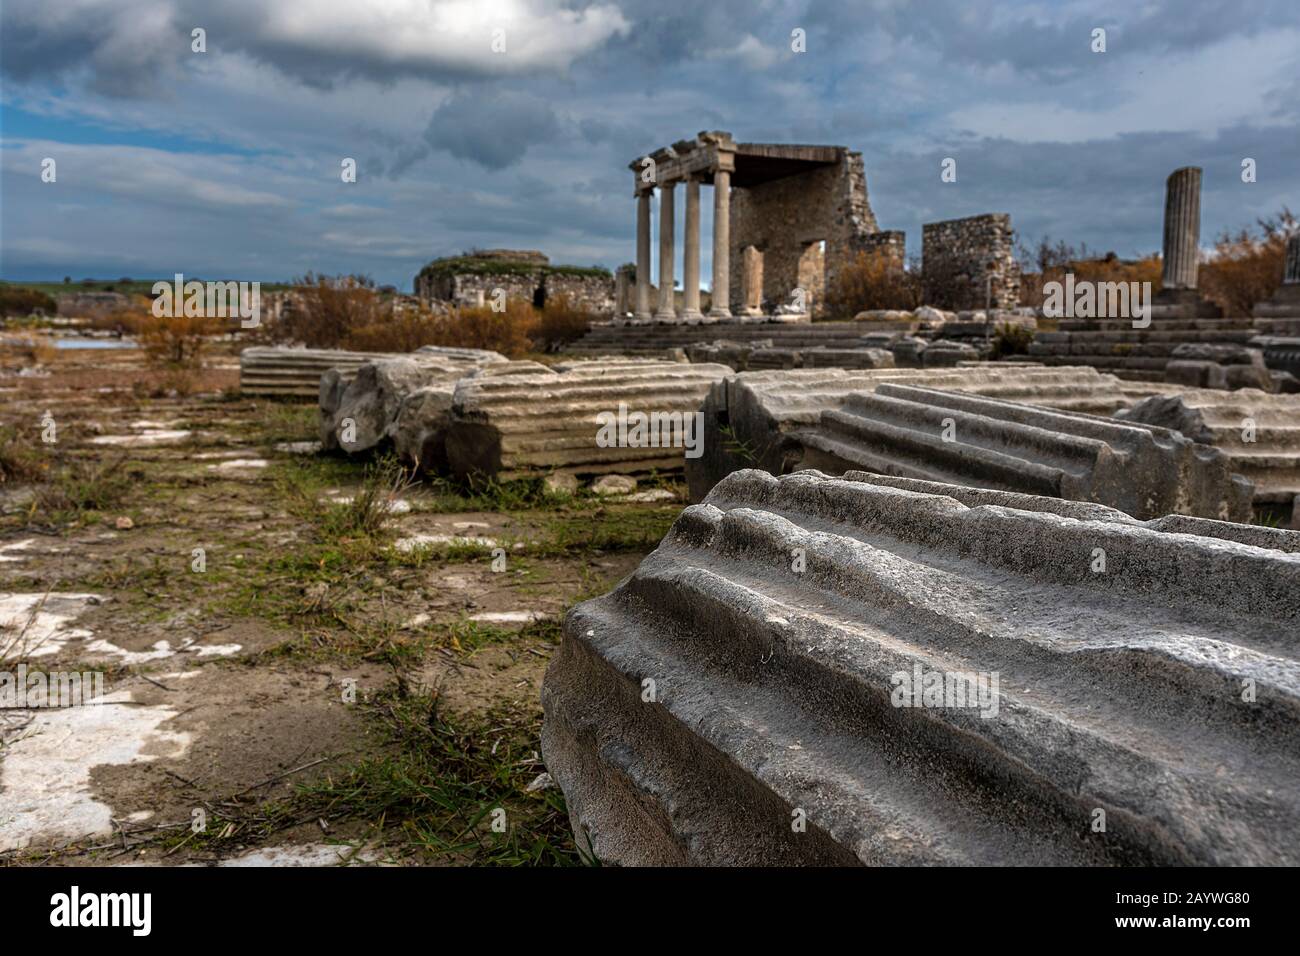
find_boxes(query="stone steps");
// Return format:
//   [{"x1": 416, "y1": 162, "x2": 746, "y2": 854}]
[{"x1": 542, "y1": 469, "x2": 1300, "y2": 865}]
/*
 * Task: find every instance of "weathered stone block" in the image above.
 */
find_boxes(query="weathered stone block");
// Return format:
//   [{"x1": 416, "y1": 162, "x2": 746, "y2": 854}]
[
  {"x1": 1118, "y1": 389, "x2": 1300, "y2": 507},
  {"x1": 445, "y1": 361, "x2": 731, "y2": 481},
  {"x1": 687, "y1": 365, "x2": 1132, "y2": 501},
  {"x1": 791, "y1": 383, "x2": 1253, "y2": 520},
  {"x1": 543, "y1": 469, "x2": 1300, "y2": 865}
]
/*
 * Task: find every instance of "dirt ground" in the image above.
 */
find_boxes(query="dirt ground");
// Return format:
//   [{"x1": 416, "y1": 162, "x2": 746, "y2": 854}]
[{"x1": 0, "y1": 342, "x2": 678, "y2": 866}]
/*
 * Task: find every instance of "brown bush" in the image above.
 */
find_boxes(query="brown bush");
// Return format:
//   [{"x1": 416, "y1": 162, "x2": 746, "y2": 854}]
[
  {"x1": 343, "y1": 302, "x2": 448, "y2": 353},
  {"x1": 1200, "y1": 209, "x2": 1296, "y2": 316},
  {"x1": 1019, "y1": 248, "x2": 1163, "y2": 309},
  {"x1": 823, "y1": 251, "x2": 922, "y2": 317},
  {"x1": 418, "y1": 299, "x2": 540, "y2": 357},
  {"x1": 277, "y1": 273, "x2": 385, "y2": 348},
  {"x1": 0, "y1": 285, "x2": 58, "y2": 318},
  {"x1": 105, "y1": 296, "x2": 219, "y2": 367},
  {"x1": 535, "y1": 295, "x2": 595, "y2": 350}
]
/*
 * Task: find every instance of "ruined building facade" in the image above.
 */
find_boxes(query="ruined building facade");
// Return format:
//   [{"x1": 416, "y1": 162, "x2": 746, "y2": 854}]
[
  {"x1": 629, "y1": 132, "x2": 1022, "y2": 320},
  {"x1": 414, "y1": 249, "x2": 616, "y2": 313}
]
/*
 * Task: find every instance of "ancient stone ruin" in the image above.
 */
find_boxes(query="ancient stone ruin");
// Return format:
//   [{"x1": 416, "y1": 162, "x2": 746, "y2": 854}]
[
  {"x1": 629, "y1": 131, "x2": 896, "y2": 321},
  {"x1": 1118, "y1": 387, "x2": 1300, "y2": 523},
  {"x1": 921, "y1": 213, "x2": 1021, "y2": 311},
  {"x1": 542, "y1": 468, "x2": 1300, "y2": 865},
  {"x1": 1153, "y1": 167, "x2": 1219, "y2": 316},
  {"x1": 414, "y1": 249, "x2": 616, "y2": 313},
  {"x1": 442, "y1": 360, "x2": 731, "y2": 482}
]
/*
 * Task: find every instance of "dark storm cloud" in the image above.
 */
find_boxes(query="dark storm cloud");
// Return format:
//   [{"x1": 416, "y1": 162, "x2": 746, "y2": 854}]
[{"x1": 422, "y1": 90, "x2": 561, "y2": 170}]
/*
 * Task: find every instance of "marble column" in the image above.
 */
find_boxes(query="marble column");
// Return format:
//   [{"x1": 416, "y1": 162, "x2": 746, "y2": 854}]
[
  {"x1": 654, "y1": 180, "x2": 677, "y2": 320},
  {"x1": 1285, "y1": 233, "x2": 1300, "y2": 286},
  {"x1": 634, "y1": 190, "x2": 652, "y2": 319},
  {"x1": 1161, "y1": 166, "x2": 1202, "y2": 291},
  {"x1": 680, "y1": 175, "x2": 703, "y2": 319},
  {"x1": 709, "y1": 169, "x2": 732, "y2": 318}
]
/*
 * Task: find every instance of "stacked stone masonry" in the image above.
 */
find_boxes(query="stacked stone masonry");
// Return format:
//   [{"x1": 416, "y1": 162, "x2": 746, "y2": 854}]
[
  {"x1": 542, "y1": 469, "x2": 1300, "y2": 865},
  {"x1": 443, "y1": 361, "x2": 732, "y2": 482},
  {"x1": 922, "y1": 214, "x2": 1021, "y2": 311}
]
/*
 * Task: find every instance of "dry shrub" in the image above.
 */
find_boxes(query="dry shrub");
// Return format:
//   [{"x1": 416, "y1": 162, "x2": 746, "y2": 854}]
[
  {"x1": 344, "y1": 302, "x2": 448, "y2": 353},
  {"x1": 417, "y1": 299, "x2": 540, "y2": 357},
  {"x1": 102, "y1": 295, "x2": 220, "y2": 368},
  {"x1": 1200, "y1": 209, "x2": 1296, "y2": 316},
  {"x1": 1020, "y1": 256, "x2": 1163, "y2": 309},
  {"x1": 824, "y1": 251, "x2": 921, "y2": 317},
  {"x1": 136, "y1": 313, "x2": 221, "y2": 366},
  {"x1": 0, "y1": 285, "x2": 58, "y2": 318},
  {"x1": 535, "y1": 295, "x2": 595, "y2": 350},
  {"x1": 6, "y1": 334, "x2": 58, "y2": 365},
  {"x1": 278, "y1": 273, "x2": 384, "y2": 348}
]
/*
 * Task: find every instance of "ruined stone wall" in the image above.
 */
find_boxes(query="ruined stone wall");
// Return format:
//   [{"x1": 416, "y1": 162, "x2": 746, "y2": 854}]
[
  {"x1": 729, "y1": 152, "x2": 878, "y2": 317},
  {"x1": 543, "y1": 273, "x2": 618, "y2": 313},
  {"x1": 922, "y1": 214, "x2": 1020, "y2": 310},
  {"x1": 449, "y1": 273, "x2": 540, "y2": 308},
  {"x1": 859, "y1": 230, "x2": 907, "y2": 268}
]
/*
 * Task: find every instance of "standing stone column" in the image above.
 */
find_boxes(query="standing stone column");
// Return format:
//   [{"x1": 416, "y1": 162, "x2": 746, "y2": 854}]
[
  {"x1": 635, "y1": 190, "x2": 652, "y2": 319},
  {"x1": 741, "y1": 246, "x2": 764, "y2": 315},
  {"x1": 709, "y1": 169, "x2": 732, "y2": 318},
  {"x1": 680, "y1": 175, "x2": 703, "y2": 320},
  {"x1": 1161, "y1": 166, "x2": 1202, "y2": 291},
  {"x1": 655, "y1": 180, "x2": 678, "y2": 320},
  {"x1": 1271, "y1": 232, "x2": 1300, "y2": 306}
]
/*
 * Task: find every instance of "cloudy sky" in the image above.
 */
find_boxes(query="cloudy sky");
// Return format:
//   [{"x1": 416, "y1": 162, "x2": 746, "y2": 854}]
[{"x1": 2, "y1": 0, "x2": 1298, "y2": 290}]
